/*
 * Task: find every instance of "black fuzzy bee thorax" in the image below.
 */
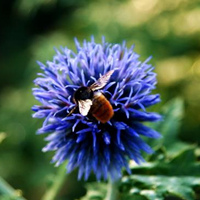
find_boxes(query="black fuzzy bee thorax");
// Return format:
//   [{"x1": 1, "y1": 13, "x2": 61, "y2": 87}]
[{"x1": 74, "y1": 87, "x2": 94, "y2": 101}]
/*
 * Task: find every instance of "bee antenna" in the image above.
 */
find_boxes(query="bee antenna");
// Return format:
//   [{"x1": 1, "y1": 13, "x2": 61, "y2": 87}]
[{"x1": 67, "y1": 105, "x2": 77, "y2": 117}]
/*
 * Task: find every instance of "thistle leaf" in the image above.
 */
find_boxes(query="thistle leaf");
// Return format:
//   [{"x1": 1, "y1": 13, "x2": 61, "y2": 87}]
[{"x1": 120, "y1": 175, "x2": 200, "y2": 200}]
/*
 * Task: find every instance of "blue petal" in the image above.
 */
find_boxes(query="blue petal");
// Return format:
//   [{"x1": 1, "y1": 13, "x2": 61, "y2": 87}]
[{"x1": 132, "y1": 122, "x2": 161, "y2": 138}]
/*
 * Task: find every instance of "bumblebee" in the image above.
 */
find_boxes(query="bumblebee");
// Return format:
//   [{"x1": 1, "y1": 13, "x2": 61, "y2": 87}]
[{"x1": 68, "y1": 70, "x2": 114, "y2": 123}]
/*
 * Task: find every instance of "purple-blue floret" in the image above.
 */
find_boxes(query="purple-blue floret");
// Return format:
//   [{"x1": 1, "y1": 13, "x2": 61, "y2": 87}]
[{"x1": 32, "y1": 37, "x2": 161, "y2": 181}]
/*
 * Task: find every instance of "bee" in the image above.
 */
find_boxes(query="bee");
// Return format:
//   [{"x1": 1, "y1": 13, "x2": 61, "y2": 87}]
[{"x1": 68, "y1": 70, "x2": 114, "y2": 123}]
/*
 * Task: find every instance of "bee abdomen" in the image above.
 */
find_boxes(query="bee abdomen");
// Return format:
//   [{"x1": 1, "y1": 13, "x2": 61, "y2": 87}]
[{"x1": 90, "y1": 93, "x2": 114, "y2": 123}]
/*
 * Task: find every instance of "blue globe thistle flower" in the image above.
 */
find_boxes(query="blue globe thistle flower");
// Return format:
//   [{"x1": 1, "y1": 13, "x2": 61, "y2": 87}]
[{"x1": 32, "y1": 37, "x2": 161, "y2": 181}]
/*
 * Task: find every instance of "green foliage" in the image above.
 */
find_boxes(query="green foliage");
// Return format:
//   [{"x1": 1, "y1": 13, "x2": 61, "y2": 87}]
[
  {"x1": 0, "y1": 195, "x2": 24, "y2": 200},
  {"x1": 80, "y1": 183, "x2": 107, "y2": 200},
  {"x1": 80, "y1": 98, "x2": 200, "y2": 200},
  {"x1": 1, "y1": 0, "x2": 200, "y2": 199},
  {"x1": 0, "y1": 177, "x2": 26, "y2": 200},
  {"x1": 120, "y1": 175, "x2": 200, "y2": 200}
]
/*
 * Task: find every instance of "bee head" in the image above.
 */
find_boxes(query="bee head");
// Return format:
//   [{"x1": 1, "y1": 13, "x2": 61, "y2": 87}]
[{"x1": 74, "y1": 87, "x2": 94, "y2": 101}]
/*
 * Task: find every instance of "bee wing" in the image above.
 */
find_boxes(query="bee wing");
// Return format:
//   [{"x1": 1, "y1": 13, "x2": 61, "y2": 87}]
[
  {"x1": 90, "y1": 70, "x2": 114, "y2": 91},
  {"x1": 78, "y1": 99, "x2": 92, "y2": 116}
]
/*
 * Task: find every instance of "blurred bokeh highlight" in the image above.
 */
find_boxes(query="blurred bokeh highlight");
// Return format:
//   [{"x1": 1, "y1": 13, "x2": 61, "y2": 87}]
[{"x1": 0, "y1": 0, "x2": 200, "y2": 199}]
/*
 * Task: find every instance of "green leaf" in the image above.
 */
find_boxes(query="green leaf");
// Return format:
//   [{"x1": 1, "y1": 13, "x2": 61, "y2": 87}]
[
  {"x1": 120, "y1": 175, "x2": 200, "y2": 200},
  {"x1": 147, "y1": 98, "x2": 192, "y2": 162},
  {"x1": 130, "y1": 146, "x2": 200, "y2": 177},
  {"x1": 139, "y1": 190, "x2": 162, "y2": 200},
  {"x1": 41, "y1": 163, "x2": 68, "y2": 200},
  {"x1": 80, "y1": 183, "x2": 107, "y2": 200},
  {"x1": 0, "y1": 132, "x2": 7, "y2": 144},
  {"x1": 160, "y1": 98, "x2": 184, "y2": 142},
  {"x1": 120, "y1": 194, "x2": 147, "y2": 200},
  {"x1": 169, "y1": 146, "x2": 200, "y2": 176},
  {"x1": 150, "y1": 98, "x2": 184, "y2": 151},
  {"x1": 0, "y1": 177, "x2": 26, "y2": 200},
  {"x1": 0, "y1": 194, "x2": 24, "y2": 200}
]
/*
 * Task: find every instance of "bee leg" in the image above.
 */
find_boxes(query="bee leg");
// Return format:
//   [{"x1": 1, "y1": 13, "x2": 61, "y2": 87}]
[{"x1": 67, "y1": 105, "x2": 77, "y2": 116}]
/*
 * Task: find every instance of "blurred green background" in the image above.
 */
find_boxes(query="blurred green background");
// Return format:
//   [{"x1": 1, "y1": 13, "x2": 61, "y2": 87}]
[{"x1": 0, "y1": 0, "x2": 200, "y2": 199}]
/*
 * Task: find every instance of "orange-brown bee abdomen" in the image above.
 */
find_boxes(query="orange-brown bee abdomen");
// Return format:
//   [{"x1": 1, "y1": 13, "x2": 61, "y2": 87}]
[{"x1": 90, "y1": 92, "x2": 114, "y2": 123}]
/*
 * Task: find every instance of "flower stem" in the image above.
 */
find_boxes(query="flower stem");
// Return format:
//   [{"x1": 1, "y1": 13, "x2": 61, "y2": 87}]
[
  {"x1": 41, "y1": 164, "x2": 67, "y2": 200},
  {"x1": 105, "y1": 178, "x2": 119, "y2": 200},
  {"x1": 0, "y1": 176, "x2": 26, "y2": 200}
]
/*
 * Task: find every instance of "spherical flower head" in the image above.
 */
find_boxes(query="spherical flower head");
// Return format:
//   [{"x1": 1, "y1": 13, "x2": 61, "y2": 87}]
[{"x1": 32, "y1": 37, "x2": 161, "y2": 181}]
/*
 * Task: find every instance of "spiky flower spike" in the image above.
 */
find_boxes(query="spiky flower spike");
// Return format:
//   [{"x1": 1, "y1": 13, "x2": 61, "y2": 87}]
[{"x1": 32, "y1": 37, "x2": 161, "y2": 181}]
